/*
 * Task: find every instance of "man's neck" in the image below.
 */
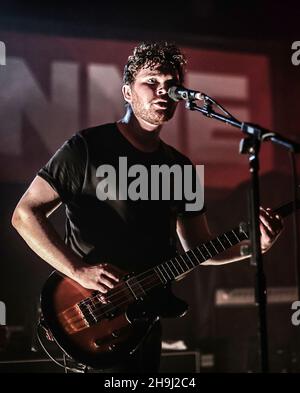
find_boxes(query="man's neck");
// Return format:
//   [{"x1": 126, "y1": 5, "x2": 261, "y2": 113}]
[{"x1": 117, "y1": 109, "x2": 162, "y2": 153}]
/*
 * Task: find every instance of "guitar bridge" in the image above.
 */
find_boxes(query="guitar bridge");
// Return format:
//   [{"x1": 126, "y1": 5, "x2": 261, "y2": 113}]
[{"x1": 59, "y1": 304, "x2": 90, "y2": 334}]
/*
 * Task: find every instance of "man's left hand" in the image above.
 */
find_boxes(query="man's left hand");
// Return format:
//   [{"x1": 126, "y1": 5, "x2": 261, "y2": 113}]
[{"x1": 259, "y1": 206, "x2": 283, "y2": 253}]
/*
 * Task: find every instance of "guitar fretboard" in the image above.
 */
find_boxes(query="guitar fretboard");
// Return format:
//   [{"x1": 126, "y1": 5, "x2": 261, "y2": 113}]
[
  {"x1": 129, "y1": 225, "x2": 249, "y2": 298},
  {"x1": 79, "y1": 199, "x2": 295, "y2": 322}
]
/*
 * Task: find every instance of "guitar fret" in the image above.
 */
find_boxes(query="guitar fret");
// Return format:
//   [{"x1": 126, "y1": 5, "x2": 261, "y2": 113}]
[
  {"x1": 156, "y1": 265, "x2": 168, "y2": 283},
  {"x1": 123, "y1": 223, "x2": 250, "y2": 299},
  {"x1": 68, "y1": 214, "x2": 267, "y2": 333},
  {"x1": 218, "y1": 235, "x2": 228, "y2": 249},
  {"x1": 186, "y1": 253, "x2": 197, "y2": 268},
  {"x1": 228, "y1": 230, "x2": 239, "y2": 245},
  {"x1": 185, "y1": 252, "x2": 196, "y2": 267},
  {"x1": 212, "y1": 237, "x2": 224, "y2": 253},
  {"x1": 161, "y1": 264, "x2": 172, "y2": 280},
  {"x1": 165, "y1": 261, "x2": 176, "y2": 279},
  {"x1": 223, "y1": 233, "x2": 232, "y2": 246},
  {"x1": 197, "y1": 245, "x2": 209, "y2": 260},
  {"x1": 203, "y1": 244, "x2": 213, "y2": 258},
  {"x1": 189, "y1": 249, "x2": 200, "y2": 265},
  {"x1": 206, "y1": 241, "x2": 218, "y2": 258},
  {"x1": 195, "y1": 246, "x2": 205, "y2": 261},
  {"x1": 222, "y1": 233, "x2": 232, "y2": 249},
  {"x1": 231, "y1": 229, "x2": 240, "y2": 242},
  {"x1": 180, "y1": 254, "x2": 193, "y2": 269},
  {"x1": 154, "y1": 267, "x2": 166, "y2": 284},
  {"x1": 179, "y1": 258, "x2": 188, "y2": 273},
  {"x1": 172, "y1": 259, "x2": 185, "y2": 274},
  {"x1": 192, "y1": 248, "x2": 203, "y2": 263},
  {"x1": 175, "y1": 255, "x2": 189, "y2": 270},
  {"x1": 209, "y1": 240, "x2": 218, "y2": 254},
  {"x1": 169, "y1": 260, "x2": 180, "y2": 276},
  {"x1": 216, "y1": 236, "x2": 226, "y2": 250}
]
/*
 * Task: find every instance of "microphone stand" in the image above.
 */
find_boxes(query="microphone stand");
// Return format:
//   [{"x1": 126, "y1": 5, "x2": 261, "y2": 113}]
[{"x1": 185, "y1": 98, "x2": 300, "y2": 373}]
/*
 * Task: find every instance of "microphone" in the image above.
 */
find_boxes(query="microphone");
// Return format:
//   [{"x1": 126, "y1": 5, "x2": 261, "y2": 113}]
[{"x1": 168, "y1": 86, "x2": 206, "y2": 102}]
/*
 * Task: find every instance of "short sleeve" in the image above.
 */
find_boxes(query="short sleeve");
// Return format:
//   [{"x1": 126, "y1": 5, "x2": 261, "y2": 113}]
[{"x1": 38, "y1": 133, "x2": 87, "y2": 203}]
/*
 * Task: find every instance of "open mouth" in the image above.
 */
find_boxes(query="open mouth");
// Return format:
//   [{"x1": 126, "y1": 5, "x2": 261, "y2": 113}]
[{"x1": 153, "y1": 101, "x2": 169, "y2": 109}]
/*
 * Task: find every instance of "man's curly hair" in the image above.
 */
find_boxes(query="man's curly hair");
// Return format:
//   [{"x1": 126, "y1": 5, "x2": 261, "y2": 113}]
[{"x1": 123, "y1": 42, "x2": 187, "y2": 85}]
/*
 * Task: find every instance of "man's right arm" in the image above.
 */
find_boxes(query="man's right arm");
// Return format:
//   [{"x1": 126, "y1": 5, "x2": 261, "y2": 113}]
[{"x1": 11, "y1": 176, "x2": 120, "y2": 293}]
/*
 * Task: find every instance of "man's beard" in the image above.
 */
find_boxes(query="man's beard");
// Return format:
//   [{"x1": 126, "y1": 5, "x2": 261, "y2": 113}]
[{"x1": 131, "y1": 97, "x2": 175, "y2": 126}]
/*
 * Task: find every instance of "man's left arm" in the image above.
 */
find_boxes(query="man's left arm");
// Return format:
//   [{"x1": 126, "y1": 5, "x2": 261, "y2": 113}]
[{"x1": 176, "y1": 207, "x2": 283, "y2": 266}]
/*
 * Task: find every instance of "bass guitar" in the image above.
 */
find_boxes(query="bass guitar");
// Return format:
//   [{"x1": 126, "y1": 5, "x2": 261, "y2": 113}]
[{"x1": 40, "y1": 201, "x2": 294, "y2": 369}]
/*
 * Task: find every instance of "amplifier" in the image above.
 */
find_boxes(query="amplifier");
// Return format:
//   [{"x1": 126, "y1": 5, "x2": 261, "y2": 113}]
[
  {"x1": 215, "y1": 286, "x2": 297, "y2": 306},
  {"x1": 160, "y1": 351, "x2": 201, "y2": 373},
  {"x1": 1, "y1": 351, "x2": 202, "y2": 373}
]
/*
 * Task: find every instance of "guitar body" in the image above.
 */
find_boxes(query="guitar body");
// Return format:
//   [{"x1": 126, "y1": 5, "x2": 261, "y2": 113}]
[
  {"x1": 39, "y1": 200, "x2": 291, "y2": 369},
  {"x1": 40, "y1": 271, "x2": 188, "y2": 369}
]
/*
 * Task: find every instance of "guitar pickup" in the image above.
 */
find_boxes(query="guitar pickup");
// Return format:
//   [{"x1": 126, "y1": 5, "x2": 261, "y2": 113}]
[{"x1": 125, "y1": 277, "x2": 146, "y2": 301}]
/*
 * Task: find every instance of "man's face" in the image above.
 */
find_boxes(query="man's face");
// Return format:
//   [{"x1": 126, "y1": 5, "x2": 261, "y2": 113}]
[{"x1": 123, "y1": 65, "x2": 180, "y2": 127}]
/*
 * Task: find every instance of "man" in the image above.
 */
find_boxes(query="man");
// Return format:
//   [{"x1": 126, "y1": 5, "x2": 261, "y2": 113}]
[{"x1": 11, "y1": 42, "x2": 283, "y2": 372}]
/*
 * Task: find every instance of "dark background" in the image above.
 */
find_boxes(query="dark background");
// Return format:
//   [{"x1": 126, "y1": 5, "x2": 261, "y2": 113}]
[{"x1": 0, "y1": 0, "x2": 299, "y2": 42}]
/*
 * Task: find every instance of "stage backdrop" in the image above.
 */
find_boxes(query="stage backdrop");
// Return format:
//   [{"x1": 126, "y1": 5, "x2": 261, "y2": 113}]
[
  {"x1": 1, "y1": 31, "x2": 297, "y2": 372},
  {"x1": 0, "y1": 31, "x2": 274, "y2": 188}
]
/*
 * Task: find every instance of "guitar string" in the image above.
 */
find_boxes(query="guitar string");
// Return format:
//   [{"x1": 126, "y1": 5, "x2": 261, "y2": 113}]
[
  {"x1": 67, "y1": 257, "x2": 244, "y2": 326},
  {"x1": 80, "y1": 269, "x2": 165, "y2": 306},
  {"x1": 79, "y1": 251, "x2": 202, "y2": 309},
  {"x1": 66, "y1": 273, "x2": 164, "y2": 325},
  {"x1": 79, "y1": 229, "x2": 243, "y2": 308},
  {"x1": 78, "y1": 262, "x2": 188, "y2": 308},
  {"x1": 68, "y1": 246, "x2": 217, "y2": 325},
  {"x1": 77, "y1": 230, "x2": 243, "y2": 312},
  {"x1": 67, "y1": 231, "x2": 246, "y2": 325}
]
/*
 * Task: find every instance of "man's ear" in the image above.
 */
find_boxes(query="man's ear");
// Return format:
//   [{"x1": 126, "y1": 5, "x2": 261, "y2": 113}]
[{"x1": 122, "y1": 84, "x2": 132, "y2": 103}]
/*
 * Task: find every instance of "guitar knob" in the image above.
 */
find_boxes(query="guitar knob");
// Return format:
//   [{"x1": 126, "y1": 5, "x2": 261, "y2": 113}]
[
  {"x1": 108, "y1": 344, "x2": 116, "y2": 351},
  {"x1": 111, "y1": 331, "x2": 119, "y2": 338}
]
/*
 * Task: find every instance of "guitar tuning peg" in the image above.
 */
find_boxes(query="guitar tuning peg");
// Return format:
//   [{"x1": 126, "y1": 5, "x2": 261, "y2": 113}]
[{"x1": 239, "y1": 222, "x2": 248, "y2": 236}]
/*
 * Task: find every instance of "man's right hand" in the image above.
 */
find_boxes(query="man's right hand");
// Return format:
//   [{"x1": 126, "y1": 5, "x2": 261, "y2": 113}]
[
  {"x1": 11, "y1": 176, "x2": 125, "y2": 295},
  {"x1": 73, "y1": 263, "x2": 124, "y2": 293}
]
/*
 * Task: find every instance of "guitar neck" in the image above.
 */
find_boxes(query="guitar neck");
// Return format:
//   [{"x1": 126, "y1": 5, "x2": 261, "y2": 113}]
[
  {"x1": 273, "y1": 200, "x2": 300, "y2": 218},
  {"x1": 155, "y1": 225, "x2": 248, "y2": 283},
  {"x1": 128, "y1": 225, "x2": 248, "y2": 298},
  {"x1": 127, "y1": 199, "x2": 298, "y2": 298}
]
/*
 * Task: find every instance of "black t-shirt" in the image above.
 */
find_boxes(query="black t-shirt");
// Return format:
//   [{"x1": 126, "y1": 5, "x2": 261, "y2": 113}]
[{"x1": 38, "y1": 123, "x2": 204, "y2": 274}]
